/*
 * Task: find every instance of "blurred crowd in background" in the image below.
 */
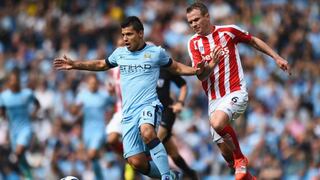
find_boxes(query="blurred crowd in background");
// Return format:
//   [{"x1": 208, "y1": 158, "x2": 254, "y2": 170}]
[{"x1": 0, "y1": 0, "x2": 319, "y2": 180}]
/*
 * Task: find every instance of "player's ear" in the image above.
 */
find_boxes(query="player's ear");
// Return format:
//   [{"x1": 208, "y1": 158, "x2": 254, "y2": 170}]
[
  {"x1": 138, "y1": 30, "x2": 144, "y2": 38},
  {"x1": 204, "y1": 12, "x2": 210, "y2": 19}
]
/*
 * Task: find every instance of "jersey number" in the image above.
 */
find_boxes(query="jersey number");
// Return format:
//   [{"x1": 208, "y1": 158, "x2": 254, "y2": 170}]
[{"x1": 143, "y1": 111, "x2": 153, "y2": 117}]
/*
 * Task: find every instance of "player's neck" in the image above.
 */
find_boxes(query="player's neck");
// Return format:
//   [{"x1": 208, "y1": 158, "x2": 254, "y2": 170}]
[
  {"x1": 10, "y1": 86, "x2": 20, "y2": 93},
  {"x1": 202, "y1": 29, "x2": 212, "y2": 36},
  {"x1": 135, "y1": 42, "x2": 146, "y2": 51},
  {"x1": 199, "y1": 24, "x2": 213, "y2": 36},
  {"x1": 90, "y1": 88, "x2": 98, "y2": 93}
]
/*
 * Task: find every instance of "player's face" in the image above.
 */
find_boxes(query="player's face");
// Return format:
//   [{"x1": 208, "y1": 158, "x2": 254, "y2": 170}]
[
  {"x1": 8, "y1": 73, "x2": 20, "y2": 91},
  {"x1": 121, "y1": 26, "x2": 143, "y2": 51},
  {"x1": 187, "y1": 9, "x2": 211, "y2": 36},
  {"x1": 87, "y1": 76, "x2": 98, "y2": 92}
]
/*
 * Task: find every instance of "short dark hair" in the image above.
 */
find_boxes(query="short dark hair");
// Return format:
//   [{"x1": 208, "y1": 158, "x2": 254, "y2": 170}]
[
  {"x1": 10, "y1": 68, "x2": 20, "y2": 78},
  {"x1": 186, "y1": 2, "x2": 209, "y2": 16},
  {"x1": 121, "y1": 16, "x2": 144, "y2": 32}
]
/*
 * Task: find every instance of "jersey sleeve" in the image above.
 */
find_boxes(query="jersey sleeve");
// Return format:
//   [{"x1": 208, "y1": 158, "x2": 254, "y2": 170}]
[
  {"x1": 229, "y1": 25, "x2": 252, "y2": 44},
  {"x1": 105, "y1": 48, "x2": 120, "y2": 68},
  {"x1": 158, "y1": 47, "x2": 172, "y2": 67},
  {"x1": 187, "y1": 38, "x2": 202, "y2": 67}
]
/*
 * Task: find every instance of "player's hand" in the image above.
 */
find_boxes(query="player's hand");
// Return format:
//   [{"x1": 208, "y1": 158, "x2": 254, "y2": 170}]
[
  {"x1": 195, "y1": 60, "x2": 206, "y2": 75},
  {"x1": 210, "y1": 45, "x2": 222, "y2": 64},
  {"x1": 169, "y1": 102, "x2": 183, "y2": 113},
  {"x1": 275, "y1": 56, "x2": 291, "y2": 75},
  {"x1": 53, "y1": 55, "x2": 74, "y2": 70}
]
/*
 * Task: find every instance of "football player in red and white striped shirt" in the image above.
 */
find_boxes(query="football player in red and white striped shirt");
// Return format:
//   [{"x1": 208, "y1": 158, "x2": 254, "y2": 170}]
[{"x1": 186, "y1": 2, "x2": 290, "y2": 180}]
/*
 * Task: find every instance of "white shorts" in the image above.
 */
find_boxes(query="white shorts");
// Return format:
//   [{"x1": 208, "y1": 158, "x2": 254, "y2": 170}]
[
  {"x1": 106, "y1": 112, "x2": 122, "y2": 135},
  {"x1": 209, "y1": 90, "x2": 249, "y2": 142}
]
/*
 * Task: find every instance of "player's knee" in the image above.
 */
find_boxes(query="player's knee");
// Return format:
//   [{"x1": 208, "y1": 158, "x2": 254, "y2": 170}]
[
  {"x1": 210, "y1": 120, "x2": 223, "y2": 131},
  {"x1": 107, "y1": 133, "x2": 120, "y2": 145},
  {"x1": 140, "y1": 126, "x2": 157, "y2": 144},
  {"x1": 88, "y1": 150, "x2": 98, "y2": 159},
  {"x1": 15, "y1": 145, "x2": 25, "y2": 156},
  {"x1": 210, "y1": 111, "x2": 230, "y2": 131},
  {"x1": 127, "y1": 157, "x2": 148, "y2": 174},
  {"x1": 157, "y1": 126, "x2": 168, "y2": 141}
]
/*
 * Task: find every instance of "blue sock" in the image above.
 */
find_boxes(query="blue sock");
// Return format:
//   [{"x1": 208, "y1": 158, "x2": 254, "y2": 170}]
[
  {"x1": 147, "y1": 161, "x2": 161, "y2": 178},
  {"x1": 18, "y1": 154, "x2": 32, "y2": 179},
  {"x1": 147, "y1": 138, "x2": 170, "y2": 179},
  {"x1": 92, "y1": 159, "x2": 103, "y2": 180}
]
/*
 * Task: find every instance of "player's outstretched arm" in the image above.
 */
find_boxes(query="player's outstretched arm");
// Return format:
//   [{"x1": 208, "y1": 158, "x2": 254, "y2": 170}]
[
  {"x1": 167, "y1": 60, "x2": 196, "y2": 75},
  {"x1": 249, "y1": 36, "x2": 291, "y2": 75},
  {"x1": 167, "y1": 60, "x2": 207, "y2": 76},
  {"x1": 53, "y1": 55, "x2": 110, "y2": 71}
]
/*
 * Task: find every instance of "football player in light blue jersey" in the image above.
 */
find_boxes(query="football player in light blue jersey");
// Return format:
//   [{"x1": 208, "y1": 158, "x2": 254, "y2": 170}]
[
  {"x1": 73, "y1": 73, "x2": 113, "y2": 180},
  {"x1": 0, "y1": 69, "x2": 40, "y2": 179},
  {"x1": 54, "y1": 16, "x2": 216, "y2": 180}
]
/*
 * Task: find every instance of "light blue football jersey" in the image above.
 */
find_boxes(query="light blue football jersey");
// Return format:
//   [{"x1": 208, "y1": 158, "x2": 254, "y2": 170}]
[
  {"x1": 106, "y1": 44, "x2": 172, "y2": 117},
  {"x1": 0, "y1": 89, "x2": 36, "y2": 133},
  {"x1": 75, "y1": 89, "x2": 111, "y2": 133}
]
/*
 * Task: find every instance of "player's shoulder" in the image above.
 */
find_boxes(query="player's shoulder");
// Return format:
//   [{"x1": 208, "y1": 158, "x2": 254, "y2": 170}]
[
  {"x1": 77, "y1": 89, "x2": 89, "y2": 96},
  {"x1": 113, "y1": 46, "x2": 127, "y2": 54},
  {"x1": 144, "y1": 44, "x2": 167, "y2": 56},
  {"x1": 145, "y1": 43, "x2": 161, "y2": 51},
  {"x1": 188, "y1": 34, "x2": 200, "y2": 42},
  {"x1": 98, "y1": 89, "x2": 108, "y2": 96},
  {"x1": 18, "y1": 88, "x2": 34, "y2": 97},
  {"x1": 1, "y1": 89, "x2": 12, "y2": 97},
  {"x1": 0, "y1": 89, "x2": 8, "y2": 95},
  {"x1": 22, "y1": 88, "x2": 33, "y2": 94},
  {"x1": 215, "y1": 24, "x2": 245, "y2": 32}
]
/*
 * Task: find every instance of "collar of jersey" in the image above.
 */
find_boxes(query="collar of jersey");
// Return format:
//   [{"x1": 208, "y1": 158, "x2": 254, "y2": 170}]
[{"x1": 127, "y1": 43, "x2": 147, "y2": 53}]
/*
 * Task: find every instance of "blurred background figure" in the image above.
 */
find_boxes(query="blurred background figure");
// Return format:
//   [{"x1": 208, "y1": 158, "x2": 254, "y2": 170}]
[
  {"x1": 0, "y1": 69, "x2": 40, "y2": 179},
  {"x1": 0, "y1": 1, "x2": 319, "y2": 180},
  {"x1": 72, "y1": 73, "x2": 113, "y2": 179}
]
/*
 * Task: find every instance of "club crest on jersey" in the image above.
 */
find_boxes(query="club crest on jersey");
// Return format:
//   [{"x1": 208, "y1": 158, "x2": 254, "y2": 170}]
[
  {"x1": 199, "y1": 46, "x2": 204, "y2": 54},
  {"x1": 218, "y1": 32, "x2": 228, "y2": 47},
  {"x1": 144, "y1": 53, "x2": 151, "y2": 59},
  {"x1": 199, "y1": 46, "x2": 204, "y2": 51}
]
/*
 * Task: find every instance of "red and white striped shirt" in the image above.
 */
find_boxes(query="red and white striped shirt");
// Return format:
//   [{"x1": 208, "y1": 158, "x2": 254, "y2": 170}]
[
  {"x1": 188, "y1": 25, "x2": 251, "y2": 100},
  {"x1": 111, "y1": 67, "x2": 122, "y2": 112}
]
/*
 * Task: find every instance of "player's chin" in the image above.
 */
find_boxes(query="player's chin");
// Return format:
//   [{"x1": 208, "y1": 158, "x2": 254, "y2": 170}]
[
  {"x1": 194, "y1": 28, "x2": 200, "y2": 33},
  {"x1": 125, "y1": 45, "x2": 131, "y2": 50},
  {"x1": 197, "y1": 30, "x2": 204, "y2": 35},
  {"x1": 127, "y1": 46, "x2": 135, "y2": 51}
]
